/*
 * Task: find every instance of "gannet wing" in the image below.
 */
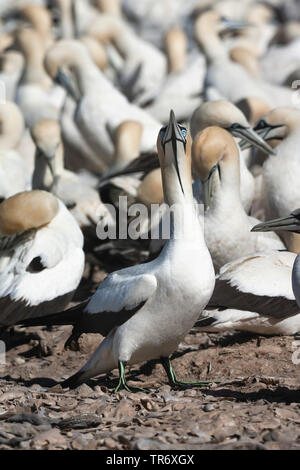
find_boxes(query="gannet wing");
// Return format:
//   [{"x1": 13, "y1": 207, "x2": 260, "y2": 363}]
[
  {"x1": 205, "y1": 252, "x2": 299, "y2": 320},
  {"x1": 80, "y1": 271, "x2": 157, "y2": 336}
]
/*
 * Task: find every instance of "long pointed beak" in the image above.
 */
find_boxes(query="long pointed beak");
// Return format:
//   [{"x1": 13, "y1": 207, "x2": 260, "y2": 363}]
[
  {"x1": 162, "y1": 110, "x2": 185, "y2": 194},
  {"x1": 221, "y1": 18, "x2": 250, "y2": 32},
  {"x1": 162, "y1": 110, "x2": 183, "y2": 146},
  {"x1": 251, "y1": 211, "x2": 300, "y2": 233},
  {"x1": 234, "y1": 127, "x2": 276, "y2": 155}
]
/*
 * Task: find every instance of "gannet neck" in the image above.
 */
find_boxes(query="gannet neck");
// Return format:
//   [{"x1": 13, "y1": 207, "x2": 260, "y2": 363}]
[
  {"x1": 165, "y1": 28, "x2": 187, "y2": 74},
  {"x1": 0, "y1": 102, "x2": 25, "y2": 150},
  {"x1": 55, "y1": 0, "x2": 74, "y2": 39},
  {"x1": 114, "y1": 120, "x2": 143, "y2": 165},
  {"x1": 192, "y1": 126, "x2": 242, "y2": 210},
  {"x1": 195, "y1": 12, "x2": 227, "y2": 63},
  {"x1": 16, "y1": 29, "x2": 52, "y2": 88},
  {"x1": 0, "y1": 33, "x2": 13, "y2": 52},
  {"x1": 80, "y1": 36, "x2": 108, "y2": 71}
]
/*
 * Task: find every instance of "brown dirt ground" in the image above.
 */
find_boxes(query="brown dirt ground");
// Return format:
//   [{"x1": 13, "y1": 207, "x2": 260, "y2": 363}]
[{"x1": 0, "y1": 263, "x2": 300, "y2": 451}]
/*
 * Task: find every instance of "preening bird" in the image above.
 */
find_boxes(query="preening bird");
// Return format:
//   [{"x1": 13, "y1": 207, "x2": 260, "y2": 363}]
[{"x1": 0, "y1": 190, "x2": 84, "y2": 328}]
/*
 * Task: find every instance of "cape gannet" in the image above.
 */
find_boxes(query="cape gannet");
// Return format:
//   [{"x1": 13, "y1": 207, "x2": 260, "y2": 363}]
[
  {"x1": 195, "y1": 11, "x2": 296, "y2": 108},
  {"x1": 252, "y1": 107, "x2": 300, "y2": 253},
  {"x1": 252, "y1": 209, "x2": 300, "y2": 309},
  {"x1": 20, "y1": 111, "x2": 215, "y2": 392},
  {"x1": 190, "y1": 100, "x2": 274, "y2": 213},
  {"x1": 15, "y1": 28, "x2": 65, "y2": 128},
  {"x1": 0, "y1": 190, "x2": 84, "y2": 328},
  {"x1": 31, "y1": 119, "x2": 109, "y2": 228},
  {"x1": 192, "y1": 127, "x2": 285, "y2": 271},
  {"x1": 195, "y1": 250, "x2": 300, "y2": 335}
]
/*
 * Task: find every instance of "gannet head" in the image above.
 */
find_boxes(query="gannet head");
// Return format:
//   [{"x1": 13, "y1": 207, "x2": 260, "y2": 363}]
[
  {"x1": 157, "y1": 110, "x2": 192, "y2": 204},
  {"x1": 192, "y1": 126, "x2": 239, "y2": 209},
  {"x1": 0, "y1": 190, "x2": 58, "y2": 236},
  {"x1": 195, "y1": 10, "x2": 249, "y2": 40},
  {"x1": 191, "y1": 100, "x2": 275, "y2": 155},
  {"x1": 253, "y1": 107, "x2": 300, "y2": 145},
  {"x1": 31, "y1": 119, "x2": 62, "y2": 181}
]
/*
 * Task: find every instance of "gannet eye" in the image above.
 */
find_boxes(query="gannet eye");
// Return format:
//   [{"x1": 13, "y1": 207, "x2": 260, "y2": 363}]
[
  {"x1": 256, "y1": 120, "x2": 267, "y2": 130},
  {"x1": 159, "y1": 126, "x2": 167, "y2": 137},
  {"x1": 231, "y1": 123, "x2": 243, "y2": 129},
  {"x1": 180, "y1": 128, "x2": 187, "y2": 138}
]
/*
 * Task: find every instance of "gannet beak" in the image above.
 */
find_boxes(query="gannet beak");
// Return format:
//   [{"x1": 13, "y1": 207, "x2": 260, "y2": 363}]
[
  {"x1": 253, "y1": 123, "x2": 286, "y2": 141},
  {"x1": 234, "y1": 127, "x2": 276, "y2": 155},
  {"x1": 161, "y1": 110, "x2": 186, "y2": 194},
  {"x1": 203, "y1": 165, "x2": 217, "y2": 210},
  {"x1": 54, "y1": 66, "x2": 81, "y2": 101},
  {"x1": 251, "y1": 210, "x2": 300, "y2": 234},
  {"x1": 162, "y1": 110, "x2": 185, "y2": 147},
  {"x1": 221, "y1": 18, "x2": 250, "y2": 32}
]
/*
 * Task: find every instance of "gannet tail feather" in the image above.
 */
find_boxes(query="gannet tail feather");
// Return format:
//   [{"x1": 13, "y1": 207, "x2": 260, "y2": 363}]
[{"x1": 61, "y1": 336, "x2": 116, "y2": 389}]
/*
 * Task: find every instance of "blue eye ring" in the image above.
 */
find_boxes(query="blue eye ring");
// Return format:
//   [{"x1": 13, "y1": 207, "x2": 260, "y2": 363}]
[{"x1": 231, "y1": 123, "x2": 242, "y2": 129}]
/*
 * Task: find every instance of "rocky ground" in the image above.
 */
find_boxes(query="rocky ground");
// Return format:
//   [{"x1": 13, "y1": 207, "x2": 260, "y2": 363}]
[{"x1": 0, "y1": 265, "x2": 300, "y2": 450}]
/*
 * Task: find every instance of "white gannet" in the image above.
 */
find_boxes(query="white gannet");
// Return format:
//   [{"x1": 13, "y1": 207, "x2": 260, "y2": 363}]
[
  {"x1": 195, "y1": 250, "x2": 300, "y2": 336},
  {"x1": 31, "y1": 119, "x2": 109, "y2": 228},
  {"x1": 252, "y1": 209, "x2": 300, "y2": 309},
  {"x1": 195, "y1": 11, "x2": 296, "y2": 108},
  {"x1": 15, "y1": 28, "x2": 65, "y2": 128},
  {"x1": 88, "y1": 13, "x2": 167, "y2": 102},
  {"x1": 44, "y1": 39, "x2": 161, "y2": 166},
  {"x1": 21, "y1": 111, "x2": 215, "y2": 392},
  {"x1": 0, "y1": 101, "x2": 31, "y2": 199},
  {"x1": 0, "y1": 190, "x2": 84, "y2": 327},
  {"x1": 192, "y1": 126, "x2": 285, "y2": 271},
  {"x1": 141, "y1": 28, "x2": 206, "y2": 123},
  {"x1": 253, "y1": 107, "x2": 300, "y2": 253},
  {"x1": 190, "y1": 100, "x2": 273, "y2": 213}
]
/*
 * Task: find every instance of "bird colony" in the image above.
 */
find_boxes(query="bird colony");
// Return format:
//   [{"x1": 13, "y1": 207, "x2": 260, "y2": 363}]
[{"x1": 0, "y1": 0, "x2": 300, "y2": 446}]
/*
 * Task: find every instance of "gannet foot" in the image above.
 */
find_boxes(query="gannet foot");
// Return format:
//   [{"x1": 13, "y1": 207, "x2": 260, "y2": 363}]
[
  {"x1": 161, "y1": 357, "x2": 212, "y2": 390},
  {"x1": 113, "y1": 361, "x2": 150, "y2": 394}
]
